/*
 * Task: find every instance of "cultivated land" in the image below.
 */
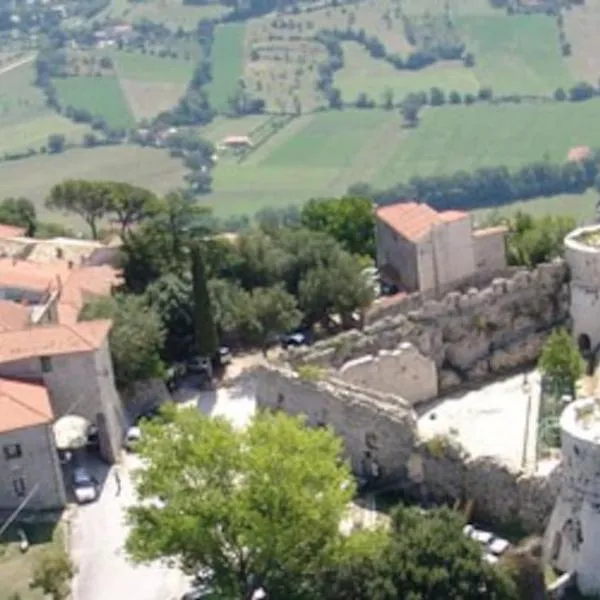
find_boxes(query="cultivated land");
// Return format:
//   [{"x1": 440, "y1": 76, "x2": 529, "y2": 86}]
[
  {"x1": 0, "y1": 520, "x2": 64, "y2": 600},
  {"x1": 0, "y1": 61, "x2": 92, "y2": 154},
  {"x1": 208, "y1": 24, "x2": 247, "y2": 111},
  {"x1": 564, "y1": 0, "x2": 600, "y2": 81},
  {"x1": 53, "y1": 76, "x2": 136, "y2": 129},
  {"x1": 99, "y1": 0, "x2": 231, "y2": 30},
  {"x1": 0, "y1": 146, "x2": 187, "y2": 223}
]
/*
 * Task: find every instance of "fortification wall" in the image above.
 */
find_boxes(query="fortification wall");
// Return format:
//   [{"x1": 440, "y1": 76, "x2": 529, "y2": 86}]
[
  {"x1": 293, "y1": 261, "x2": 569, "y2": 393},
  {"x1": 256, "y1": 365, "x2": 561, "y2": 532}
]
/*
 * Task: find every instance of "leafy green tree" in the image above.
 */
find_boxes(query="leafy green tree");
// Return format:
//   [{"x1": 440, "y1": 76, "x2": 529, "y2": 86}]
[
  {"x1": 47, "y1": 133, "x2": 66, "y2": 154},
  {"x1": 191, "y1": 243, "x2": 218, "y2": 358},
  {"x1": 0, "y1": 197, "x2": 37, "y2": 235},
  {"x1": 46, "y1": 180, "x2": 113, "y2": 239},
  {"x1": 80, "y1": 294, "x2": 165, "y2": 389},
  {"x1": 300, "y1": 196, "x2": 375, "y2": 258},
  {"x1": 317, "y1": 506, "x2": 518, "y2": 600},
  {"x1": 539, "y1": 328, "x2": 583, "y2": 395},
  {"x1": 30, "y1": 547, "x2": 75, "y2": 600},
  {"x1": 126, "y1": 408, "x2": 354, "y2": 600},
  {"x1": 109, "y1": 182, "x2": 160, "y2": 232}
]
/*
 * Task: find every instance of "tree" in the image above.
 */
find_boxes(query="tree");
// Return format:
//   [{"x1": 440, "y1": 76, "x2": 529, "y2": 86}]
[
  {"x1": 46, "y1": 180, "x2": 112, "y2": 239},
  {"x1": 47, "y1": 133, "x2": 66, "y2": 154},
  {"x1": 80, "y1": 295, "x2": 165, "y2": 389},
  {"x1": 109, "y1": 182, "x2": 160, "y2": 232},
  {"x1": 382, "y1": 87, "x2": 394, "y2": 110},
  {"x1": 539, "y1": 328, "x2": 583, "y2": 395},
  {"x1": 316, "y1": 505, "x2": 519, "y2": 600},
  {"x1": 401, "y1": 95, "x2": 421, "y2": 127},
  {"x1": 300, "y1": 196, "x2": 375, "y2": 258},
  {"x1": 0, "y1": 197, "x2": 37, "y2": 235},
  {"x1": 126, "y1": 408, "x2": 354, "y2": 600},
  {"x1": 429, "y1": 86, "x2": 445, "y2": 106},
  {"x1": 249, "y1": 284, "x2": 302, "y2": 352},
  {"x1": 30, "y1": 547, "x2": 75, "y2": 600},
  {"x1": 191, "y1": 243, "x2": 218, "y2": 359}
]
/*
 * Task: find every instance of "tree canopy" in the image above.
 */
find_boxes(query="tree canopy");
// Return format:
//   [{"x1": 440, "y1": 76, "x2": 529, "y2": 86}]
[
  {"x1": 126, "y1": 408, "x2": 353, "y2": 600},
  {"x1": 538, "y1": 328, "x2": 583, "y2": 394},
  {"x1": 80, "y1": 294, "x2": 165, "y2": 388}
]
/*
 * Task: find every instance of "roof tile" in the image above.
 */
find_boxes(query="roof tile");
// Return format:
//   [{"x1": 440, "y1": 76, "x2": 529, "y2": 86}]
[
  {"x1": 0, "y1": 223, "x2": 27, "y2": 239},
  {"x1": 0, "y1": 378, "x2": 53, "y2": 433}
]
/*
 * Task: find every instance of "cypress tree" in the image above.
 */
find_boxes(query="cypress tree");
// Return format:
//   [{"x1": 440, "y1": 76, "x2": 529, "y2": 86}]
[{"x1": 190, "y1": 242, "x2": 218, "y2": 359}]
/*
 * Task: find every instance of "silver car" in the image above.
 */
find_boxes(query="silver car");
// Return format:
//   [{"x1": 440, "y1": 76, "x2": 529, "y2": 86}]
[{"x1": 72, "y1": 467, "x2": 98, "y2": 504}]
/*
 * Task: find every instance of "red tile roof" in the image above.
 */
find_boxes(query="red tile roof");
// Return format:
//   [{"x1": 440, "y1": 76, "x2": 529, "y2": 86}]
[
  {"x1": 376, "y1": 202, "x2": 467, "y2": 242},
  {"x1": 0, "y1": 301, "x2": 31, "y2": 332},
  {"x1": 0, "y1": 319, "x2": 112, "y2": 364},
  {"x1": 0, "y1": 223, "x2": 27, "y2": 239},
  {"x1": 0, "y1": 378, "x2": 53, "y2": 433},
  {"x1": 0, "y1": 259, "x2": 71, "y2": 293}
]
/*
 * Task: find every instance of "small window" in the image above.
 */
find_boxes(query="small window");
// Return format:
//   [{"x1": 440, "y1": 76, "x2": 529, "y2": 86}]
[
  {"x1": 40, "y1": 356, "x2": 53, "y2": 373},
  {"x1": 3, "y1": 444, "x2": 22, "y2": 460},
  {"x1": 13, "y1": 477, "x2": 26, "y2": 497}
]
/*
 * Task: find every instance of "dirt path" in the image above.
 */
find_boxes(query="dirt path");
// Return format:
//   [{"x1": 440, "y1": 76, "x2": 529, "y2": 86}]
[{"x1": 0, "y1": 54, "x2": 35, "y2": 77}]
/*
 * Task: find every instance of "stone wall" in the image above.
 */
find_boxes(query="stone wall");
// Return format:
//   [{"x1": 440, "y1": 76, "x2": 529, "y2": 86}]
[
  {"x1": 256, "y1": 365, "x2": 561, "y2": 533},
  {"x1": 337, "y1": 343, "x2": 438, "y2": 405},
  {"x1": 293, "y1": 261, "x2": 569, "y2": 394}
]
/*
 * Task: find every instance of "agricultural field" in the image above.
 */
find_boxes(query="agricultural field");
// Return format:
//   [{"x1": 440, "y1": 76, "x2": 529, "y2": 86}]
[
  {"x1": 473, "y1": 188, "x2": 598, "y2": 224},
  {"x1": 564, "y1": 0, "x2": 600, "y2": 81},
  {"x1": 208, "y1": 24, "x2": 247, "y2": 111},
  {"x1": 457, "y1": 14, "x2": 573, "y2": 95},
  {"x1": 335, "y1": 42, "x2": 479, "y2": 103},
  {"x1": 0, "y1": 146, "x2": 187, "y2": 224},
  {"x1": 0, "y1": 60, "x2": 93, "y2": 154},
  {"x1": 99, "y1": 0, "x2": 231, "y2": 30},
  {"x1": 53, "y1": 76, "x2": 136, "y2": 129}
]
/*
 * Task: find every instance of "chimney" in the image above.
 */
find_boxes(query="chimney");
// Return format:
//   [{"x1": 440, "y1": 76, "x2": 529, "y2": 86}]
[{"x1": 67, "y1": 260, "x2": 74, "y2": 269}]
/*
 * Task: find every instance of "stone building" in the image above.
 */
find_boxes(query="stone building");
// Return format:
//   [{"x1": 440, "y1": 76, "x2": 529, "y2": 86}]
[
  {"x1": 0, "y1": 379, "x2": 66, "y2": 512},
  {"x1": 564, "y1": 225, "x2": 600, "y2": 353},
  {"x1": 544, "y1": 398, "x2": 600, "y2": 596},
  {"x1": 375, "y1": 201, "x2": 507, "y2": 294}
]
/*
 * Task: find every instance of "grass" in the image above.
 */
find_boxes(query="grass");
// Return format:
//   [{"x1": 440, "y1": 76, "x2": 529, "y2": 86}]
[
  {"x1": 53, "y1": 76, "x2": 135, "y2": 129},
  {"x1": 99, "y1": 0, "x2": 230, "y2": 30},
  {"x1": 111, "y1": 50, "x2": 196, "y2": 84},
  {"x1": 0, "y1": 519, "x2": 64, "y2": 600},
  {"x1": 208, "y1": 23, "x2": 246, "y2": 111},
  {"x1": 458, "y1": 14, "x2": 573, "y2": 95},
  {"x1": 201, "y1": 115, "x2": 271, "y2": 143},
  {"x1": 0, "y1": 145, "x2": 187, "y2": 225},
  {"x1": 0, "y1": 59, "x2": 45, "y2": 127},
  {"x1": 376, "y1": 100, "x2": 600, "y2": 186},
  {"x1": 472, "y1": 188, "x2": 598, "y2": 224},
  {"x1": 335, "y1": 43, "x2": 480, "y2": 102}
]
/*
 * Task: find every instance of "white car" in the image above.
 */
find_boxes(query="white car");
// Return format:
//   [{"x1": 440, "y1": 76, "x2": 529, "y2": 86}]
[
  {"x1": 72, "y1": 467, "x2": 98, "y2": 504},
  {"x1": 125, "y1": 426, "x2": 141, "y2": 452}
]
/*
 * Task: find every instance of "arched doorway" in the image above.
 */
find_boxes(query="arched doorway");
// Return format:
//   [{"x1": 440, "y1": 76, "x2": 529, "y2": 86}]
[{"x1": 578, "y1": 333, "x2": 591, "y2": 354}]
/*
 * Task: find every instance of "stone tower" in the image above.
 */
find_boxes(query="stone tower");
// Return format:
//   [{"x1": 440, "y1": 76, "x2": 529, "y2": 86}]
[
  {"x1": 564, "y1": 225, "x2": 600, "y2": 353},
  {"x1": 544, "y1": 398, "x2": 600, "y2": 595}
]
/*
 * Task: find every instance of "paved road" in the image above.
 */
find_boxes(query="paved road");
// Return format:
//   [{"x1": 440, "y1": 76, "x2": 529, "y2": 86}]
[{"x1": 70, "y1": 454, "x2": 189, "y2": 600}]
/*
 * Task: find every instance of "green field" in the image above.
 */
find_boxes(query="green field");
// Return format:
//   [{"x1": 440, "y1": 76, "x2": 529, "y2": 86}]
[
  {"x1": 458, "y1": 14, "x2": 573, "y2": 95},
  {"x1": 0, "y1": 145, "x2": 187, "y2": 225},
  {"x1": 473, "y1": 188, "x2": 597, "y2": 224},
  {"x1": 111, "y1": 50, "x2": 196, "y2": 84},
  {"x1": 335, "y1": 43, "x2": 480, "y2": 102},
  {"x1": 53, "y1": 76, "x2": 135, "y2": 129},
  {"x1": 208, "y1": 23, "x2": 246, "y2": 111}
]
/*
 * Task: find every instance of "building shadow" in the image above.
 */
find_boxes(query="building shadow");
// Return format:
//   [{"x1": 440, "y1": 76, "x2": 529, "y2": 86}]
[{"x1": 0, "y1": 511, "x2": 62, "y2": 546}]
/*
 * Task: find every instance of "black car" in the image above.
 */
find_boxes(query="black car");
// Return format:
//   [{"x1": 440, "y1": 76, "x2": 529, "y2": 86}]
[{"x1": 281, "y1": 331, "x2": 311, "y2": 349}]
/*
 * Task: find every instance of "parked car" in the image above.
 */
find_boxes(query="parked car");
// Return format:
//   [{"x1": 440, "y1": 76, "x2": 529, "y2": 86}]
[
  {"x1": 186, "y1": 356, "x2": 212, "y2": 375},
  {"x1": 281, "y1": 331, "x2": 310, "y2": 349},
  {"x1": 72, "y1": 467, "x2": 98, "y2": 504},
  {"x1": 86, "y1": 424, "x2": 99, "y2": 449},
  {"x1": 124, "y1": 426, "x2": 141, "y2": 452},
  {"x1": 215, "y1": 346, "x2": 232, "y2": 367},
  {"x1": 380, "y1": 281, "x2": 399, "y2": 296}
]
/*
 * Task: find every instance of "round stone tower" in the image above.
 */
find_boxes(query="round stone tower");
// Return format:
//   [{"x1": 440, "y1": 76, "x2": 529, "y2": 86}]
[
  {"x1": 544, "y1": 398, "x2": 600, "y2": 595},
  {"x1": 564, "y1": 225, "x2": 600, "y2": 354}
]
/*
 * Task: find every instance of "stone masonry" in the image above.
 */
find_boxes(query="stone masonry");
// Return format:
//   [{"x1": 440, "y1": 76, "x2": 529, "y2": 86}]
[{"x1": 292, "y1": 261, "x2": 569, "y2": 394}]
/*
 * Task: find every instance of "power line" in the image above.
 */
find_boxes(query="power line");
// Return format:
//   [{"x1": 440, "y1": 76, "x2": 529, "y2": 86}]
[{"x1": 0, "y1": 483, "x2": 41, "y2": 539}]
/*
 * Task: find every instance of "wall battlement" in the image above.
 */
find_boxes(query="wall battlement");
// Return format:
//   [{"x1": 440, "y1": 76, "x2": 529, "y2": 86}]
[{"x1": 293, "y1": 261, "x2": 569, "y2": 392}]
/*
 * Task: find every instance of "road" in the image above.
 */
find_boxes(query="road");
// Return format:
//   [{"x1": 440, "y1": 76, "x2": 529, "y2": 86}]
[
  {"x1": 0, "y1": 54, "x2": 35, "y2": 77},
  {"x1": 70, "y1": 375, "x2": 258, "y2": 600},
  {"x1": 70, "y1": 453, "x2": 189, "y2": 600}
]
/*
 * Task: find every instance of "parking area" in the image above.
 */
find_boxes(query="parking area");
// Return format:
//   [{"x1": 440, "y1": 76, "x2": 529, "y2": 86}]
[{"x1": 418, "y1": 370, "x2": 541, "y2": 471}]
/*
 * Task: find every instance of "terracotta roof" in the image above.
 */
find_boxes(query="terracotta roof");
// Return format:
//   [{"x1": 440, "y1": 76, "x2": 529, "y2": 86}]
[
  {"x1": 0, "y1": 300, "x2": 31, "y2": 332},
  {"x1": 376, "y1": 202, "x2": 467, "y2": 242},
  {"x1": 473, "y1": 225, "x2": 508, "y2": 238},
  {"x1": 0, "y1": 378, "x2": 53, "y2": 433},
  {"x1": 0, "y1": 259, "x2": 72, "y2": 293},
  {"x1": 0, "y1": 319, "x2": 112, "y2": 364},
  {"x1": 567, "y1": 146, "x2": 592, "y2": 162},
  {"x1": 0, "y1": 223, "x2": 27, "y2": 239}
]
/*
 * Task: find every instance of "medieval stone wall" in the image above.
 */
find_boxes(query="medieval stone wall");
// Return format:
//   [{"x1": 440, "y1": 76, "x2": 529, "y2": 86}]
[
  {"x1": 293, "y1": 261, "x2": 569, "y2": 394},
  {"x1": 256, "y1": 365, "x2": 561, "y2": 533}
]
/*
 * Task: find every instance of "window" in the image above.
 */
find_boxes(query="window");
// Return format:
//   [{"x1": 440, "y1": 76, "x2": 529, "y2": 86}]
[
  {"x1": 40, "y1": 356, "x2": 52, "y2": 373},
  {"x1": 3, "y1": 444, "x2": 22, "y2": 460},
  {"x1": 13, "y1": 477, "x2": 26, "y2": 497}
]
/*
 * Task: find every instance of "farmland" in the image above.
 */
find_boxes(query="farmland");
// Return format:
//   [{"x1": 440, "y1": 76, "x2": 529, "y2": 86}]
[{"x1": 53, "y1": 76, "x2": 136, "y2": 129}]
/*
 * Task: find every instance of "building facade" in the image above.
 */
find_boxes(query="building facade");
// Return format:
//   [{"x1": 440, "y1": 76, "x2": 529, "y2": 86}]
[{"x1": 375, "y1": 202, "x2": 507, "y2": 294}]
